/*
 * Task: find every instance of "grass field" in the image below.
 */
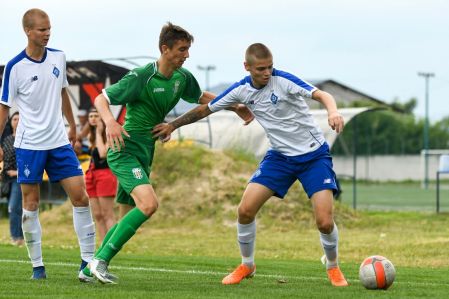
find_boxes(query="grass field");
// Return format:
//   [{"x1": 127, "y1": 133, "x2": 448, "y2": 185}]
[
  {"x1": 1, "y1": 244, "x2": 449, "y2": 299},
  {"x1": 1, "y1": 145, "x2": 449, "y2": 297},
  {"x1": 339, "y1": 181, "x2": 449, "y2": 212}
]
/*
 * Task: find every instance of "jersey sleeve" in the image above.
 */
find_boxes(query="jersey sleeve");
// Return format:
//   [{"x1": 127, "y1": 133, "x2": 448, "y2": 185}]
[
  {"x1": 0, "y1": 62, "x2": 17, "y2": 107},
  {"x1": 61, "y1": 52, "x2": 69, "y2": 88},
  {"x1": 288, "y1": 76, "x2": 317, "y2": 98},
  {"x1": 208, "y1": 81, "x2": 242, "y2": 112},
  {"x1": 274, "y1": 69, "x2": 317, "y2": 99},
  {"x1": 103, "y1": 69, "x2": 143, "y2": 105},
  {"x1": 180, "y1": 70, "x2": 202, "y2": 104}
]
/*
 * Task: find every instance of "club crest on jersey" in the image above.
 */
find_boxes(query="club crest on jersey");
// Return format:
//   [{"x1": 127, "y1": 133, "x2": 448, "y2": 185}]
[
  {"x1": 52, "y1": 66, "x2": 60, "y2": 78},
  {"x1": 30, "y1": 75, "x2": 38, "y2": 82},
  {"x1": 132, "y1": 168, "x2": 143, "y2": 179},
  {"x1": 173, "y1": 80, "x2": 180, "y2": 95},
  {"x1": 270, "y1": 93, "x2": 279, "y2": 105}
]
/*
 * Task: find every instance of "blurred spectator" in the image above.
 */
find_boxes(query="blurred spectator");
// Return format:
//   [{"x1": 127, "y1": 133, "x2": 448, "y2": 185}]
[
  {"x1": 1, "y1": 111, "x2": 24, "y2": 246},
  {"x1": 85, "y1": 108, "x2": 117, "y2": 242},
  {"x1": 74, "y1": 109, "x2": 90, "y2": 155}
]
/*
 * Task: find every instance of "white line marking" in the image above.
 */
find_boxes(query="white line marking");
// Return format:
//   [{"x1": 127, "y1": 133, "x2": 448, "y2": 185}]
[{"x1": 0, "y1": 259, "x2": 447, "y2": 287}]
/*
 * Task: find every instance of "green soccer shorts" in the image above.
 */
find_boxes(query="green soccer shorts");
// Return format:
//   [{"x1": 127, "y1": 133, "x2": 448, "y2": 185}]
[{"x1": 107, "y1": 133, "x2": 155, "y2": 206}]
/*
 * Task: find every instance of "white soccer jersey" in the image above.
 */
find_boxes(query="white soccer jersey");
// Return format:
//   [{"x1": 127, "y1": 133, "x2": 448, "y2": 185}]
[
  {"x1": 208, "y1": 69, "x2": 326, "y2": 156},
  {"x1": 1, "y1": 48, "x2": 70, "y2": 150}
]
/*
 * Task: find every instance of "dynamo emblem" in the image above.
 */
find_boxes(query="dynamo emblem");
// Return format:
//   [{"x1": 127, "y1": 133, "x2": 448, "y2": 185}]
[
  {"x1": 52, "y1": 66, "x2": 60, "y2": 78},
  {"x1": 270, "y1": 93, "x2": 278, "y2": 105},
  {"x1": 24, "y1": 165, "x2": 31, "y2": 178}
]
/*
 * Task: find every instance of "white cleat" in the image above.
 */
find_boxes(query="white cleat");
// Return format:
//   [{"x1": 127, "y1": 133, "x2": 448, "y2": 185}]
[
  {"x1": 78, "y1": 269, "x2": 95, "y2": 283},
  {"x1": 89, "y1": 258, "x2": 116, "y2": 284}
]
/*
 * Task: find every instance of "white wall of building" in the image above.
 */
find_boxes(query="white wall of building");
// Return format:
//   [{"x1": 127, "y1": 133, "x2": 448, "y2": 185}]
[{"x1": 333, "y1": 154, "x2": 448, "y2": 181}]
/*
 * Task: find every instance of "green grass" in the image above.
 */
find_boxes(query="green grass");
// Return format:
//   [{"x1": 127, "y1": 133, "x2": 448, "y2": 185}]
[
  {"x1": 2, "y1": 145, "x2": 449, "y2": 297},
  {"x1": 339, "y1": 181, "x2": 449, "y2": 211},
  {"x1": 1, "y1": 245, "x2": 448, "y2": 299}
]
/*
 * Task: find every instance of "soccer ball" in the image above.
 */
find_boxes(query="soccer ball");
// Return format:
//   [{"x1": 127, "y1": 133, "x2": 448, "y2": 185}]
[{"x1": 359, "y1": 255, "x2": 395, "y2": 290}]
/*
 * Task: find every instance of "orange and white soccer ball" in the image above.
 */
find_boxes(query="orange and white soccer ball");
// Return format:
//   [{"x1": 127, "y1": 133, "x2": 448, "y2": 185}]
[{"x1": 359, "y1": 255, "x2": 395, "y2": 289}]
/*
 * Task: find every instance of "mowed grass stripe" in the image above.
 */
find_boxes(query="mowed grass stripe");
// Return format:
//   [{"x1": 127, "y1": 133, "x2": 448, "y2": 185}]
[
  {"x1": 1, "y1": 258, "x2": 446, "y2": 288},
  {"x1": 0, "y1": 258, "x2": 325, "y2": 281}
]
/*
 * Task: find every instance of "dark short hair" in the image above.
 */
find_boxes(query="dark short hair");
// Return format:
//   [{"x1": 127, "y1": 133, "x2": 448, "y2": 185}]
[
  {"x1": 245, "y1": 43, "x2": 272, "y2": 64},
  {"x1": 159, "y1": 22, "x2": 194, "y2": 53},
  {"x1": 22, "y1": 8, "x2": 48, "y2": 30}
]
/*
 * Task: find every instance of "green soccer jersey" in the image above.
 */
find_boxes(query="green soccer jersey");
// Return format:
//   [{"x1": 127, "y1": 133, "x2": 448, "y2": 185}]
[{"x1": 104, "y1": 61, "x2": 202, "y2": 132}]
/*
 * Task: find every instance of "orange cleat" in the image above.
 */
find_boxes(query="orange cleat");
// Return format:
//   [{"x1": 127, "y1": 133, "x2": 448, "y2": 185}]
[
  {"x1": 222, "y1": 264, "x2": 256, "y2": 285},
  {"x1": 327, "y1": 267, "x2": 349, "y2": 287}
]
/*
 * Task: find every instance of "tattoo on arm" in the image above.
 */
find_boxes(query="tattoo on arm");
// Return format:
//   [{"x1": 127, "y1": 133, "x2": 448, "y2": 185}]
[{"x1": 171, "y1": 107, "x2": 209, "y2": 129}]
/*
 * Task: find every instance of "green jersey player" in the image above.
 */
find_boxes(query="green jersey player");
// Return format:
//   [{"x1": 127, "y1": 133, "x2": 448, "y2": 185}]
[{"x1": 87, "y1": 22, "x2": 253, "y2": 284}]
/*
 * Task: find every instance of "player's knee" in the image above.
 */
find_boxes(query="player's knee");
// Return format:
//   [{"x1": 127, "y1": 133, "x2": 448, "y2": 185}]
[
  {"x1": 92, "y1": 210, "x2": 103, "y2": 222},
  {"x1": 70, "y1": 192, "x2": 90, "y2": 207},
  {"x1": 22, "y1": 195, "x2": 39, "y2": 211},
  {"x1": 316, "y1": 219, "x2": 334, "y2": 234},
  {"x1": 141, "y1": 201, "x2": 158, "y2": 217},
  {"x1": 237, "y1": 205, "x2": 255, "y2": 223}
]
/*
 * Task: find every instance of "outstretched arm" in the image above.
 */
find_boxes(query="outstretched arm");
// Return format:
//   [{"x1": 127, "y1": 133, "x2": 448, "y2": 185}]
[
  {"x1": 312, "y1": 89, "x2": 344, "y2": 133},
  {"x1": 152, "y1": 104, "x2": 213, "y2": 139},
  {"x1": 200, "y1": 91, "x2": 254, "y2": 125}
]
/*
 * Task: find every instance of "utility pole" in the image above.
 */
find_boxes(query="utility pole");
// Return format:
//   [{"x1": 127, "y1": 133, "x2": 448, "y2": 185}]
[
  {"x1": 418, "y1": 72, "x2": 435, "y2": 189},
  {"x1": 197, "y1": 65, "x2": 216, "y2": 148},
  {"x1": 197, "y1": 65, "x2": 216, "y2": 90}
]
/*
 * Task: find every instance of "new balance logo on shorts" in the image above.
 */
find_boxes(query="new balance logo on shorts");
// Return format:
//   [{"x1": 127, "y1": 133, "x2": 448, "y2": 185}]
[
  {"x1": 323, "y1": 178, "x2": 332, "y2": 184},
  {"x1": 132, "y1": 168, "x2": 143, "y2": 179}
]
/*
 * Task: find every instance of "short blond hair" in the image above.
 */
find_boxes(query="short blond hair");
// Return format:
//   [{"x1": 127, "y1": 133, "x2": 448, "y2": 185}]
[
  {"x1": 22, "y1": 8, "x2": 48, "y2": 30},
  {"x1": 245, "y1": 43, "x2": 272, "y2": 65}
]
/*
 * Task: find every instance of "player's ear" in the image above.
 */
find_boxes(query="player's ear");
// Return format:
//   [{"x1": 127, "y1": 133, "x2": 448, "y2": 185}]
[
  {"x1": 24, "y1": 26, "x2": 31, "y2": 36},
  {"x1": 244, "y1": 61, "x2": 250, "y2": 71},
  {"x1": 161, "y1": 44, "x2": 169, "y2": 54}
]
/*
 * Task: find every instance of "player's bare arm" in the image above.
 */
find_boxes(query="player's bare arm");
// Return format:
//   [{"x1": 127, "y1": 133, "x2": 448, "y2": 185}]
[
  {"x1": 95, "y1": 119, "x2": 108, "y2": 158},
  {"x1": 61, "y1": 88, "x2": 77, "y2": 146},
  {"x1": 94, "y1": 93, "x2": 129, "y2": 151},
  {"x1": 200, "y1": 91, "x2": 254, "y2": 125},
  {"x1": 152, "y1": 104, "x2": 212, "y2": 138},
  {"x1": 229, "y1": 104, "x2": 254, "y2": 125},
  {"x1": 0, "y1": 104, "x2": 10, "y2": 162},
  {"x1": 312, "y1": 89, "x2": 344, "y2": 133}
]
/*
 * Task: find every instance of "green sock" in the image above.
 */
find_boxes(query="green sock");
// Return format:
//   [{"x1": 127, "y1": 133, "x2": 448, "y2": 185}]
[
  {"x1": 95, "y1": 223, "x2": 119, "y2": 257},
  {"x1": 96, "y1": 208, "x2": 149, "y2": 262}
]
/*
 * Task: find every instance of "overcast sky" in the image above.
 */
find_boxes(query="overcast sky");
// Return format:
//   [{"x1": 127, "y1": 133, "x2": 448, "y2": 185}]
[{"x1": 1, "y1": 0, "x2": 448, "y2": 122}]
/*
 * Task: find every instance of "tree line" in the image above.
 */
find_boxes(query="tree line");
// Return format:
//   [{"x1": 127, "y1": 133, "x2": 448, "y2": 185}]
[{"x1": 331, "y1": 98, "x2": 449, "y2": 156}]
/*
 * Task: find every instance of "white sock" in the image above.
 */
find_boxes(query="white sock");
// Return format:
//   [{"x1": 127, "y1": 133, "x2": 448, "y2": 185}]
[
  {"x1": 320, "y1": 223, "x2": 339, "y2": 269},
  {"x1": 22, "y1": 209, "x2": 43, "y2": 268},
  {"x1": 238, "y1": 220, "x2": 256, "y2": 268},
  {"x1": 73, "y1": 206, "x2": 96, "y2": 263}
]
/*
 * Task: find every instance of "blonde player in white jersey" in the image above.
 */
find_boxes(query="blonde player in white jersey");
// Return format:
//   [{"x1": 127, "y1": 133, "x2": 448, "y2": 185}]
[
  {"x1": 152, "y1": 43, "x2": 348, "y2": 287},
  {"x1": 0, "y1": 8, "x2": 95, "y2": 281}
]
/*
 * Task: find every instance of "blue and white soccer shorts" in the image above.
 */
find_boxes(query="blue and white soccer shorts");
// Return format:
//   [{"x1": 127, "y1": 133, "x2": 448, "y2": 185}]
[
  {"x1": 249, "y1": 143, "x2": 338, "y2": 199},
  {"x1": 16, "y1": 144, "x2": 83, "y2": 183}
]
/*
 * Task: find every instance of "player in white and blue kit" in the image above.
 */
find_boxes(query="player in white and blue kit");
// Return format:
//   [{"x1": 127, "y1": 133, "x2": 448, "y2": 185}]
[
  {"x1": 0, "y1": 9, "x2": 95, "y2": 281},
  {"x1": 152, "y1": 43, "x2": 348, "y2": 286}
]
